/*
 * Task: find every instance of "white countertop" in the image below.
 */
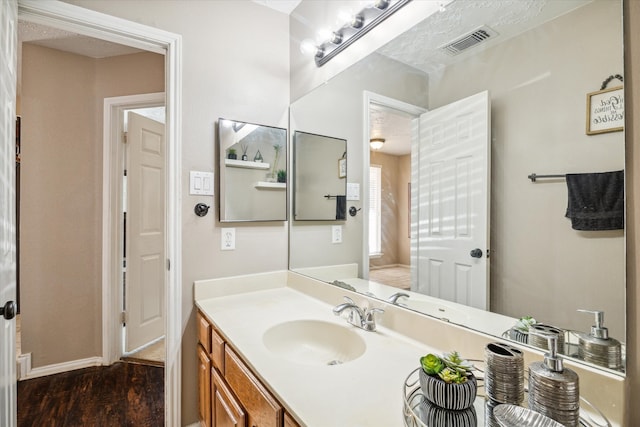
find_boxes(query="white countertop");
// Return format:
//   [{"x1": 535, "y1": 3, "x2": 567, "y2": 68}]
[
  {"x1": 197, "y1": 286, "x2": 435, "y2": 426},
  {"x1": 194, "y1": 271, "x2": 625, "y2": 426}
]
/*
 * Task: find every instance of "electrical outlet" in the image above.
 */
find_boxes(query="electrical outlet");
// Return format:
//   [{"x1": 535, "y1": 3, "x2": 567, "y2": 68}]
[
  {"x1": 332, "y1": 225, "x2": 342, "y2": 244},
  {"x1": 221, "y1": 228, "x2": 235, "y2": 250}
]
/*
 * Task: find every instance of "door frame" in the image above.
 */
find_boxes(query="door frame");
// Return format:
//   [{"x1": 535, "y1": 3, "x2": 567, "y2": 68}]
[
  {"x1": 18, "y1": 2, "x2": 182, "y2": 425},
  {"x1": 103, "y1": 93, "x2": 165, "y2": 362},
  {"x1": 362, "y1": 91, "x2": 426, "y2": 279}
]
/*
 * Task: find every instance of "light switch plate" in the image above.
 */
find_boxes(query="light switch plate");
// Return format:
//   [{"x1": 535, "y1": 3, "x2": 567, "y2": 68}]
[
  {"x1": 221, "y1": 228, "x2": 235, "y2": 250},
  {"x1": 190, "y1": 171, "x2": 214, "y2": 196},
  {"x1": 347, "y1": 183, "x2": 360, "y2": 201}
]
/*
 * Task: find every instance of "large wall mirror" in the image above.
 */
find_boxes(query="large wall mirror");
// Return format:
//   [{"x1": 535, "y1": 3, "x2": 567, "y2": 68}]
[
  {"x1": 218, "y1": 118, "x2": 287, "y2": 222},
  {"x1": 289, "y1": 0, "x2": 625, "y2": 375}
]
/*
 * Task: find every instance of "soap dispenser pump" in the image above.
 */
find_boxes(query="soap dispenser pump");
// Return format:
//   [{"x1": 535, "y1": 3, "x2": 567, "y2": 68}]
[
  {"x1": 528, "y1": 333, "x2": 580, "y2": 427},
  {"x1": 577, "y1": 309, "x2": 622, "y2": 370}
]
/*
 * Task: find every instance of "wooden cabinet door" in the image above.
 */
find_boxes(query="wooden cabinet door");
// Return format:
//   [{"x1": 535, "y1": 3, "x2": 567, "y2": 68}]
[
  {"x1": 198, "y1": 345, "x2": 212, "y2": 427},
  {"x1": 225, "y1": 347, "x2": 282, "y2": 427},
  {"x1": 197, "y1": 311, "x2": 212, "y2": 353},
  {"x1": 284, "y1": 412, "x2": 300, "y2": 427},
  {"x1": 212, "y1": 368, "x2": 246, "y2": 427}
]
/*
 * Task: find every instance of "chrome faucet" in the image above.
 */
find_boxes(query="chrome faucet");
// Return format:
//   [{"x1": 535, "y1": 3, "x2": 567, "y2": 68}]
[
  {"x1": 333, "y1": 296, "x2": 384, "y2": 332},
  {"x1": 387, "y1": 292, "x2": 410, "y2": 305}
]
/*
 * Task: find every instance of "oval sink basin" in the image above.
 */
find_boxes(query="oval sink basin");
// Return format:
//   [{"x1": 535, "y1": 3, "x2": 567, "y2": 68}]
[{"x1": 262, "y1": 320, "x2": 366, "y2": 366}]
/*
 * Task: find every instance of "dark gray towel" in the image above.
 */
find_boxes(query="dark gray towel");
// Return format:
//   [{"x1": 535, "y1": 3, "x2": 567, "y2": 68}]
[
  {"x1": 336, "y1": 195, "x2": 346, "y2": 220},
  {"x1": 565, "y1": 170, "x2": 624, "y2": 231}
]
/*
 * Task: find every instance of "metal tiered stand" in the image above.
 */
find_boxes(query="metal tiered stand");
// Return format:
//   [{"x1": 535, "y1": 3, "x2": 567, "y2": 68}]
[{"x1": 402, "y1": 367, "x2": 612, "y2": 427}]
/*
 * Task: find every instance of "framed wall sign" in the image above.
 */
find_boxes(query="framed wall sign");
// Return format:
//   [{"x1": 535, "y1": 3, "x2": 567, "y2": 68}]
[
  {"x1": 586, "y1": 85, "x2": 624, "y2": 135},
  {"x1": 338, "y1": 158, "x2": 346, "y2": 178}
]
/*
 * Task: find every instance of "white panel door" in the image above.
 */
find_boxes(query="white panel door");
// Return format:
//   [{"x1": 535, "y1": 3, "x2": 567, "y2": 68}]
[
  {"x1": 0, "y1": 0, "x2": 17, "y2": 425},
  {"x1": 416, "y1": 91, "x2": 490, "y2": 310},
  {"x1": 125, "y1": 112, "x2": 165, "y2": 353}
]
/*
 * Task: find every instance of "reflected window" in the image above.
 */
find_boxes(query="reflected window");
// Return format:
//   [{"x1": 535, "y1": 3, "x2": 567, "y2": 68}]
[{"x1": 369, "y1": 165, "x2": 382, "y2": 256}]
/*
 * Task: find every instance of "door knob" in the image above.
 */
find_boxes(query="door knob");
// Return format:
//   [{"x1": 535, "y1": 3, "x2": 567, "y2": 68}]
[
  {"x1": 0, "y1": 300, "x2": 16, "y2": 320},
  {"x1": 470, "y1": 248, "x2": 483, "y2": 258}
]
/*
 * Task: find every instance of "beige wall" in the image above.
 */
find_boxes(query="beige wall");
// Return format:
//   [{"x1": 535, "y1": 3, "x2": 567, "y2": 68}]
[
  {"x1": 429, "y1": 0, "x2": 625, "y2": 338},
  {"x1": 19, "y1": 45, "x2": 164, "y2": 368},
  {"x1": 20, "y1": 45, "x2": 98, "y2": 367},
  {"x1": 369, "y1": 150, "x2": 410, "y2": 268},
  {"x1": 62, "y1": 1, "x2": 291, "y2": 423},
  {"x1": 624, "y1": 0, "x2": 639, "y2": 423},
  {"x1": 398, "y1": 154, "x2": 410, "y2": 265},
  {"x1": 289, "y1": 53, "x2": 428, "y2": 276}
]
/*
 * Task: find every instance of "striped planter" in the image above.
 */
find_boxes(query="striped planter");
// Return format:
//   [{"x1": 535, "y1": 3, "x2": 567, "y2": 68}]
[{"x1": 419, "y1": 369, "x2": 477, "y2": 411}]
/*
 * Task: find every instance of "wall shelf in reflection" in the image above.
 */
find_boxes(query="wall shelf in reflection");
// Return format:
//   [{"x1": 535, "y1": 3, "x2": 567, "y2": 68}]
[
  {"x1": 254, "y1": 182, "x2": 286, "y2": 190},
  {"x1": 225, "y1": 159, "x2": 270, "y2": 170}
]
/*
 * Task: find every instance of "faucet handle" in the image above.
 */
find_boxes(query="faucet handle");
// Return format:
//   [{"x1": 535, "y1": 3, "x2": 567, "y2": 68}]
[{"x1": 363, "y1": 307, "x2": 385, "y2": 331}]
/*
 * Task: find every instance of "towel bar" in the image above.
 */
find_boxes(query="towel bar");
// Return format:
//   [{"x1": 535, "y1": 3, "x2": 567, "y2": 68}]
[{"x1": 528, "y1": 173, "x2": 566, "y2": 182}]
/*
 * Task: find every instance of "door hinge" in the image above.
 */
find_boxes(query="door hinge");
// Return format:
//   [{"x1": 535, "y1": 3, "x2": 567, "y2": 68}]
[
  {"x1": 121, "y1": 311, "x2": 127, "y2": 325},
  {"x1": 122, "y1": 131, "x2": 128, "y2": 143},
  {"x1": 167, "y1": 259, "x2": 171, "y2": 271}
]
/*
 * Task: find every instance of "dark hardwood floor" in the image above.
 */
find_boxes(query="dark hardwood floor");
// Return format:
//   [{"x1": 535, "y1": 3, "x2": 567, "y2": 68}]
[{"x1": 18, "y1": 362, "x2": 164, "y2": 427}]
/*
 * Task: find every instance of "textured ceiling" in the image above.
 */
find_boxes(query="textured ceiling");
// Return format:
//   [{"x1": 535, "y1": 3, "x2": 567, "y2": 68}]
[
  {"x1": 19, "y1": 21, "x2": 143, "y2": 58},
  {"x1": 370, "y1": 105, "x2": 414, "y2": 156},
  {"x1": 371, "y1": 0, "x2": 591, "y2": 155},
  {"x1": 378, "y1": 0, "x2": 590, "y2": 75}
]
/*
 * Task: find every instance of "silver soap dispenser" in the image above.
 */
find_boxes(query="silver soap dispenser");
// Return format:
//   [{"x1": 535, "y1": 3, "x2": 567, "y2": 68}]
[
  {"x1": 528, "y1": 333, "x2": 580, "y2": 427},
  {"x1": 577, "y1": 309, "x2": 622, "y2": 370}
]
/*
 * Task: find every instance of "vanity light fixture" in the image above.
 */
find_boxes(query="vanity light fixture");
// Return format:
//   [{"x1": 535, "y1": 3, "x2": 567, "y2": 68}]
[
  {"x1": 306, "y1": 0, "x2": 412, "y2": 67},
  {"x1": 370, "y1": 138, "x2": 386, "y2": 150}
]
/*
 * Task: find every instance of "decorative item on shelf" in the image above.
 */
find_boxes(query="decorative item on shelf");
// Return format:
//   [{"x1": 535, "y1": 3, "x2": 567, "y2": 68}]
[
  {"x1": 528, "y1": 332, "x2": 580, "y2": 427},
  {"x1": 528, "y1": 324, "x2": 565, "y2": 353},
  {"x1": 271, "y1": 143, "x2": 283, "y2": 176},
  {"x1": 417, "y1": 398, "x2": 477, "y2": 427},
  {"x1": 253, "y1": 149, "x2": 263, "y2": 162},
  {"x1": 484, "y1": 342, "x2": 525, "y2": 405},
  {"x1": 493, "y1": 404, "x2": 564, "y2": 427},
  {"x1": 240, "y1": 143, "x2": 249, "y2": 161},
  {"x1": 227, "y1": 148, "x2": 237, "y2": 160},
  {"x1": 576, "y1": 309, "x2": 622, "y2": 370},
  {"x1": 508, "y1": 315, "x2": 537, "y2": 344},
  {"x1": 419, "y1": 351, "x2": 477, "y2": 411},
  {"x1": 276, "y1": 169, "x2": 286, "y2": 183}
]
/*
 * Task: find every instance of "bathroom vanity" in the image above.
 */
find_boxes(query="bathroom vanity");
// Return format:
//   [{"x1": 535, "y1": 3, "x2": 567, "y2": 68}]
[{"x1": 195, "y1": 271, "x2": 624, "y2": 426}]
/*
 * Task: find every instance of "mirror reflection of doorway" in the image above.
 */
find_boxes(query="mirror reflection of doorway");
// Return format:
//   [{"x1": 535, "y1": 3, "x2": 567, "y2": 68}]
[{"x1": 367, "y1": 102, "x2": 417, "y2": 290}]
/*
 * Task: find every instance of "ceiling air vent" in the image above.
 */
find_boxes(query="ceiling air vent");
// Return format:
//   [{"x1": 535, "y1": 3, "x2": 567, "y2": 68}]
[{"x1": 440, "y1": 26, "x2": 499, "y2": 56}]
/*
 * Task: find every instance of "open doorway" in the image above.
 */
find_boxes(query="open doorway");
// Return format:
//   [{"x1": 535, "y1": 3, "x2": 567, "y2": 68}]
[
  {"x1": 15, "y1": 12, "x2": 169, "y2": 420},
  {"x1": 364, "y1": 93, "x2": 425, "y2": 290}
]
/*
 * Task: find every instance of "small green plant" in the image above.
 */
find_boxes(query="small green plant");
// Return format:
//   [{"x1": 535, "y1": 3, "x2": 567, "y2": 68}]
[
  {"x1": 227, "y1": 148, "x2": 237, "y2": 159},
  {"x1": 228, "y1": 148, "x2": 236, "y2": 155},
  {"x1": 514, "y1": 316, "x2": 537, "y2": 332},
  {"x1": 420, "y1": 351, "x2": 473, "y2": 384},
  {"x1": 277, "y1": 169, "x2": 286, "y2": 183}
]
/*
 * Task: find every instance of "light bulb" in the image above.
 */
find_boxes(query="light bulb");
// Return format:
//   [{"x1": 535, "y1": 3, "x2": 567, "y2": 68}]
[{"x1": 300, "y1": 39, "x2": 319, "y2": 56}]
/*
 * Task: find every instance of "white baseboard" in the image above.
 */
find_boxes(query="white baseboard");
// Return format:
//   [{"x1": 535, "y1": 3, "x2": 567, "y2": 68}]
[
  {"x1": 18, "y1": 355, "x2": 104, "y2": 381},
  {"x1": 16, "y1": 353, "x2": 31, "y2": 380},
  {"x1": 184, "y1": 423, "x2": 200, "y2": 427}
]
